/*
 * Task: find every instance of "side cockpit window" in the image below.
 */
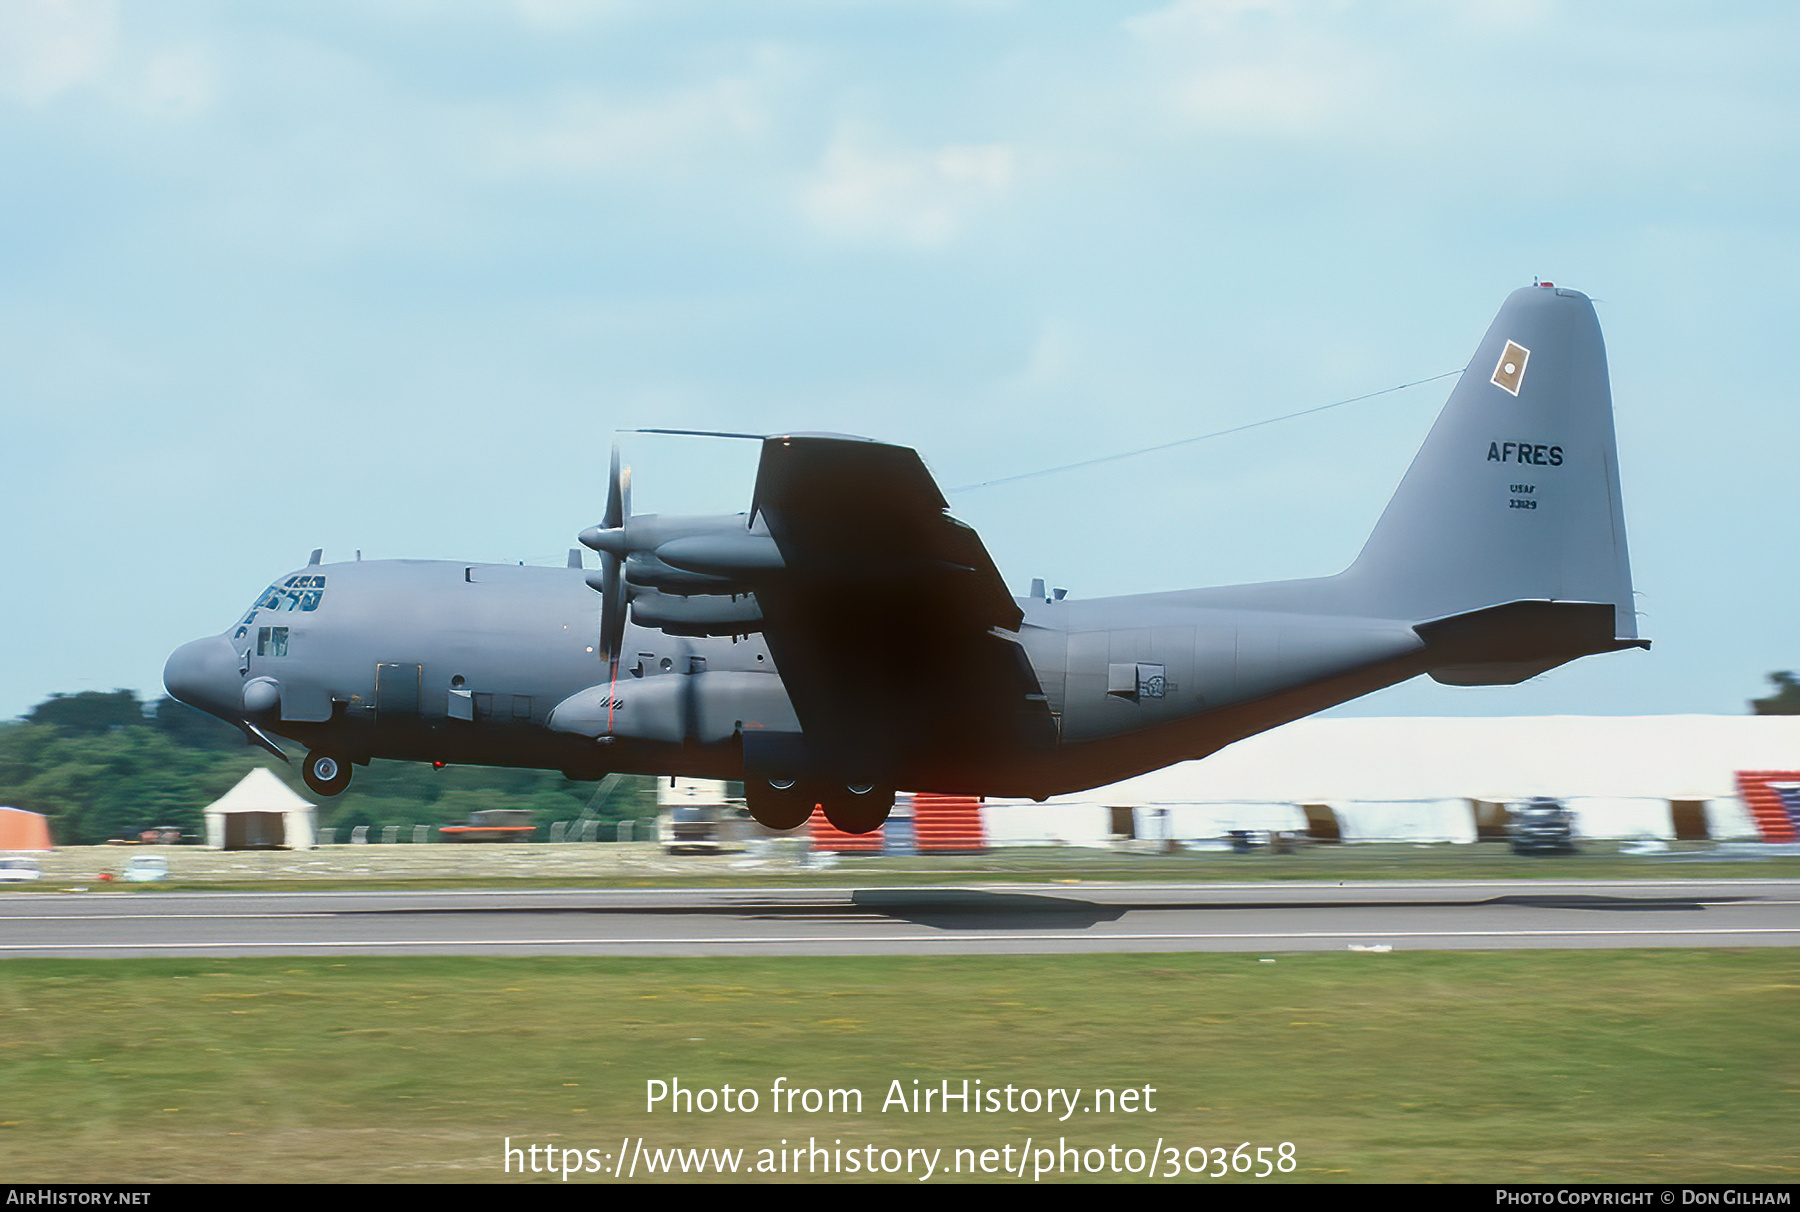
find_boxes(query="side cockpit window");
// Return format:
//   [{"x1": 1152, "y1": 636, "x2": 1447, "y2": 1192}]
[{"x1": 256, "y1": 627, "x2": 289, "y2": 657}]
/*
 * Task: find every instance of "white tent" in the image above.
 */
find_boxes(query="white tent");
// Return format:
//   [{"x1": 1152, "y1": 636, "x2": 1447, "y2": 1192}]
[
  {"x1": 203, "y1": 768, "x2": 317, "y2": 850},
  {"x1": 984, "y1": 716, "x2": 1800, "y2": 842}
]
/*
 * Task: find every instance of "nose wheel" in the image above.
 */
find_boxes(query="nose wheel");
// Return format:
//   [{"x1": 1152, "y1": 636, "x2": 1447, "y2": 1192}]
[{"x1": 302, "y1": 750, "x2": 353, "y2": 797}]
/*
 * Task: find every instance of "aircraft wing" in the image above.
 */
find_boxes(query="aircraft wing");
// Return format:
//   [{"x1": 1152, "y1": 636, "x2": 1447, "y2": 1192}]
[{"x1": 747, "y1": 434, "x2": 1056, "y2": 781}]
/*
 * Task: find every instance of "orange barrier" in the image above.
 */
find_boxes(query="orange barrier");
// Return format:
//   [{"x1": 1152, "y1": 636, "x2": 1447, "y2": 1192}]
[
  {"x1": 1735, "y1": 771, "x2": 1800, "y2": 843},
  {"x1": 911, "y1": 793, "x2": 985, "y2": 852}
]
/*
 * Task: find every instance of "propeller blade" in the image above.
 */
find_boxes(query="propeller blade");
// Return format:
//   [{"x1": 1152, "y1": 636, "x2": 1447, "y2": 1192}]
[
  {"x1": 597, "y1": 441, "x2": 633, "y2": 665},
  {"x1": 600, "y1": 550, "x2": 626, "y2": 663},
  {"x1": 603, "y1": 442, "x2": 624, "y2": 530},
  {"x1": 680, "y1": 643, "x2": 699, "y2": 744}
]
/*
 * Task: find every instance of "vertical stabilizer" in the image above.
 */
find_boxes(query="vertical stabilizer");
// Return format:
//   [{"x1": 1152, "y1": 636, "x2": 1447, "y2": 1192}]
[{"x1": 1337, "y1": 285, "x2": 1637, "y2": 638}]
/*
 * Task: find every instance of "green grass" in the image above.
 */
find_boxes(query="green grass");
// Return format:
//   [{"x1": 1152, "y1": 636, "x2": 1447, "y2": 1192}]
[{"x1": 1, "y1": 950, "x2": 1795, "y2": 1183}]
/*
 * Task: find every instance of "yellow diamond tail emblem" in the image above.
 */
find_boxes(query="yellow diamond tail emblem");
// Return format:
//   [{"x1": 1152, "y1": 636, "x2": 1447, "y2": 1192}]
[{"x1": 1491, "y1": 339, "x2": 1529, "y2": 396}]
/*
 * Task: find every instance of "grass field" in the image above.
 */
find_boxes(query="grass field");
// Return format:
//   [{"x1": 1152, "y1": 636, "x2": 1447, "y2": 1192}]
[{"x1": 1, "y1": 950, "x2": 1795, "y2": 1184}]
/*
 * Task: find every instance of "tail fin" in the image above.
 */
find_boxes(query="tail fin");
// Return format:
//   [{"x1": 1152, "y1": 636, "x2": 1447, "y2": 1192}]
[{"x1": 1338, "y1": 284, "x2": 1639, "y2": 645}]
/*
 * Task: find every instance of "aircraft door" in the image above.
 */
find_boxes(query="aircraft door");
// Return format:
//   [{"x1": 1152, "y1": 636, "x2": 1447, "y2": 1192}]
[
  {"x1": 376, "y1": 663, "x2": 422, "y2": 718},
  {"x1": 1060, "y1": 631, "x2": 1110, "y2": 741}
]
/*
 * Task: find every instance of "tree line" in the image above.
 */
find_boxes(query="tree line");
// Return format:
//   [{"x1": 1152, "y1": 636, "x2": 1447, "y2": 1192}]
[
  {"x1": 1751, "y1": 672, "x2": 1800, "y2": 715},
  {"x1": 0, "y1": 690, "x2": 656, "y2": 846}
]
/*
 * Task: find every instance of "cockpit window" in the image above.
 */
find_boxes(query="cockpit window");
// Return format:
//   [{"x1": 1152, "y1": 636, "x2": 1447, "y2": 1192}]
[{"x1": 243, "y1": 575, "x2": 327, "y2": 621}]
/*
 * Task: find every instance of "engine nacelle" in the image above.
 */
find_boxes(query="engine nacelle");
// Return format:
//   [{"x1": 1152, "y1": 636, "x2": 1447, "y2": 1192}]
[
  {"x1": 546, "y1": 670, "x2": 798, "y2": 745},
  {"x1": 653, "y1": 533, "x2": 783, "y2": 577},
  {"x1": 621, "y1": 552, "x2": 740, "y2": 593},
  {"x1": 576, "y1": 497, "x2": 781, "y2": 643},
  {"x1": 630, "y1": 589, "x2": 763, "y2": 636}
]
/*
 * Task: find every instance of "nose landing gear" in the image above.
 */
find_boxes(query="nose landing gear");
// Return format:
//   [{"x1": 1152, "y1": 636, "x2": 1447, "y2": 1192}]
[{"x1": 302, "y1": 750, "x2": 353, "y2": 797}]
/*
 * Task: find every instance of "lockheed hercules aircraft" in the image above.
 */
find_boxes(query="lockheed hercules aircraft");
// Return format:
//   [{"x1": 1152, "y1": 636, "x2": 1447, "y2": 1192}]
[{"x1": 165, "y1": 285, "x2": 1646, "y2": 833}]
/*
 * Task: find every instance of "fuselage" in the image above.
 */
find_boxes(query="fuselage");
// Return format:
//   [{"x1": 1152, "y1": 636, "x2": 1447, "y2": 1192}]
[
  {"x1": 165, "y1": 556, "x2": 1432, "y2": 798},
  {"x1": 162, "y1": 286, "x2": 1647, "y2": 808}
]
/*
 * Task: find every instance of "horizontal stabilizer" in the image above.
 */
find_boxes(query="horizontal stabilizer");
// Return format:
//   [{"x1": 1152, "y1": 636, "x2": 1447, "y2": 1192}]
[{"x1": 1415, "y1": 599, "x2": 1649, "y2": 686}]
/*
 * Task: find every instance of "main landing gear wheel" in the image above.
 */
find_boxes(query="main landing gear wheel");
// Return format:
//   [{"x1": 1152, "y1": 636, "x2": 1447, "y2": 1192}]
[
  {"x1": 745, "y1": 777, "x2": 814, "y2": 831},
  {"x1": 302, "y1": 750, "x2": 353, "y2": 797},
  {"x1": 821, "y1": 783, "x2": 894, "y2": 835}
]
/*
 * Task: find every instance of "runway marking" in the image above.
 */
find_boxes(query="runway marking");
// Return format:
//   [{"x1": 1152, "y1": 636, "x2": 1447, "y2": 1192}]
[
  {"x1": 0, "y1": 913, "x2": 337, "y2": 921},
  {"x1": 2, "y1": 926, "x2": 1797, "y2": 952}
]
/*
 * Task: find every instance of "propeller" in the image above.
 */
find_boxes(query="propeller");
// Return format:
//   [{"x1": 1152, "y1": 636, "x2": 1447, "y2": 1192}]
[
  {"x1": 598, "y1": 443, "x2": 631, "y2": 666},
  {"x1": 577, "y1": 443, "x2": 634, "y2": 673}
]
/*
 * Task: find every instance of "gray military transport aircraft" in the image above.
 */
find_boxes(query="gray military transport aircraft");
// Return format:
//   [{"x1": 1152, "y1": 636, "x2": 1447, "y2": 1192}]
[{"x1": 165, "y1": 284, "x2": 1646, "y2": 833}]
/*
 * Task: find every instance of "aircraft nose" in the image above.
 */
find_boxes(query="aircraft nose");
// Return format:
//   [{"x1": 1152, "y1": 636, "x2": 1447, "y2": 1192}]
[{"x1": 163, "y1": 636, "x2": 243, "y2": 721}]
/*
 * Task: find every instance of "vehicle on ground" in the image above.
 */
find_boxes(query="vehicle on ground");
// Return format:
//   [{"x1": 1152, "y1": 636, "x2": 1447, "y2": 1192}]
[
  {"x1": 122, "y1": 855, "x2": 171, "y2": 882},
  {"x1": 656, "y1": 777, "x2": 744, "y2": 852},
  {"x1": 659, "y1": 803, "x2": 725, "y2": 853},
  {"x1": 438, "y1": 809, "x2": 538, "y2": 843},
  {"x1": 1510, "y1": 798, "x2": 1578, "y2": 855}
]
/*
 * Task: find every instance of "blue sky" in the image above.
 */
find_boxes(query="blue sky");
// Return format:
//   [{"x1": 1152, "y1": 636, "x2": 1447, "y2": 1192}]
[{"x1": 2, "y1": 1, "x2": 1796, "y2": 721}]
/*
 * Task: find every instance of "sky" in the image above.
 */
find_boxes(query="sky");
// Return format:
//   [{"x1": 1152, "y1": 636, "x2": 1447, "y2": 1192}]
[{"x1": 1, "y1": 0, "x2": 1796, "y2": 722}]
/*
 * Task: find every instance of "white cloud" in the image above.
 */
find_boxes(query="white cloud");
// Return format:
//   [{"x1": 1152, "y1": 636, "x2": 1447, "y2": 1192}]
[
  {"x1": 1125, "y1": 0, "x2": 1381, "y2": 138},
  {"x1": 0, "y1": 0, "x2": 117, "y2": 105},
  {"x1": 512, "y1": 0, "x2": 633, "y2": 31},
  {"x1": 801, "y1": 127, "x2": 1017, "y2": 246},
  {"x1": 1129, "y1": 0, "x2": 1296, "y2": 39},
  {"x1": 484, "y1": 57, "x2": 788, "y2": 179},
  {"x1": 1165, "y1": 60, "x2": 1357, "y2": 135},
  {"x1": 138, "y1": 45, "x2": 216, "y2": 117},
  {"x1": 1016, "y1": 318, "x2": 1076, "y2": 389},
  {"x1": 1442, "y1": 0, "x2": 1554, "y2": 36}
]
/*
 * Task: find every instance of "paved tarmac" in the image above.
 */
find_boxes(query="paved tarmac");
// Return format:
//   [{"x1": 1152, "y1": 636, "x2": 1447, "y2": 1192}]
[{"x1": 2, "y1": 879, "x2": 1796, "y2": 957}]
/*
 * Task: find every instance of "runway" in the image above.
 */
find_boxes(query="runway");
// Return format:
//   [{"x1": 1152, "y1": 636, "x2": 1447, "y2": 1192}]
[{"x1": 2, "y1": 878, "x2": 1797, "y2": 957}]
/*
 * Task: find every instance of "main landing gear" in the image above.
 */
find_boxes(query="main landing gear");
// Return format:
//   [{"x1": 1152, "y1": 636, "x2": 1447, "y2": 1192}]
[
  {"x1": 302, "y1": 750, "x2": 353, "y2": 797},
  {"x1": 822, "y1": 783, "x2": 894, "y2": 835},
  {"x1": 744, "y1": 778, "x2": 812, "y2": 830},
  {"x1": 743, "y1": 778, "x2": 895, "y2": 835}
]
